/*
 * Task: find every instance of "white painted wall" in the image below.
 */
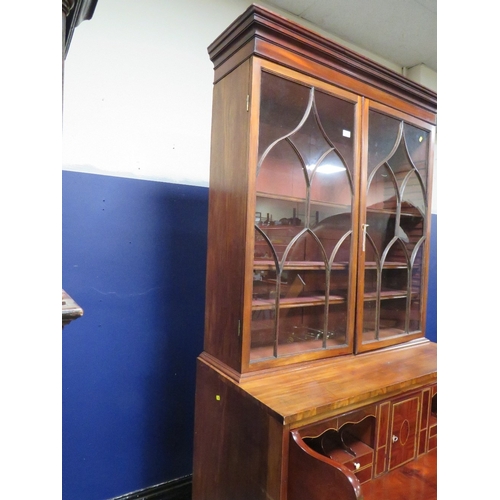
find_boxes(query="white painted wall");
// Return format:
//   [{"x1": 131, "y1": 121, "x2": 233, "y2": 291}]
[
  {"x1": 63, "y1": 0, "x2": 251, "y2": 186},
  {"x1": 406, "y1": 63, "x2": 437, "y2": 93},
  {"x1": 63, "y1": 0, "x2": 437, "y2": 211}
]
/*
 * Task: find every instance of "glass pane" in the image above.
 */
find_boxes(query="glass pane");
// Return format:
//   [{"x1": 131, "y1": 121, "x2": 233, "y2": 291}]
[
  {"x1": 257, "y1": 140, "x2": 307, "y2": 199},
  {"x1": 254, "y1": 225, "x2": 276, "y2": 264},
  {"x1": 311, "y1": 211, "x2": 352, "y2": 264},
  {"x1": 384, "y1": 239, "x2": 408, "y2": 266},
  {"x1": 278, "y1": 303, "x2": 325, "y2": 356},
  {"x1": 256, "y1": 196, "x2": 305, "y2": 227},
  {"x1": 252, "y1": 265, "x2": 278, "y2": 304},
  {"x1": 364, "y1": 236, "x2": 379, "y2": 282},
  {"x1": 251, "y1": 307, "x2": 275, "y2": 362},
  {"x1": 310, "y1": 150, "x2": 352, "y2": 206},
  {"x1": 284, "y1": 230, "x2": 324, "y2": 265},
  {"x1": 327, "y1": 253, "x2": 350, "y2": 348},
  {"x1": 381, "y1": 267, "x2": 408, "y2": 295},
  {"x1": 387, "y1": 137, "x2": 413, "y2": 179},
  {"x1": 364, "y1": 267, "x2": 378, "y2": 295},
  {"x1": 289, "y1": 110, "x2": 332, "y2": 170},
  {"x1": 257, "y1": 223, "x2": 304, "y2": 262},
  {"x1": 258, "y1": 72, "x2": 310, "y2": 159},
  {"x1": 360, "y1": 110, "x2": 431, "y2": 347},
  {"x1": 409, "y1": 294, "x2": 421, "y2": 333},
  {"x1": 365, "y1": 211, "x2": 394, "y2": 257},
  {"x1": 367, "y1": 164, "x2": 398, "y2": 212},
  {"x1": 403, "y1": 123, "x2": 429, "y2": 189},
  {"x1": 315, "y1": 89, "x2": 356, "y2": 174},
  {"x1": 379, "y1": 298, "x2": 407, "y2": 337},
  {"x1": 410, "y1": 245, "x2": 424, "y2": 332},
  {"x1": 400, "y1": 172, "x2": 425, "y2": 257},
  {"x1": 367, "y1": 111, "x2": 401, "y2": 176},
  {"x1": 326, "y1": 302, "x2": 348, "y2": 347},
  {"x1": 401, "y1": 171, "x2": 425, "y2": 216},
  {"x1": 252, "y1": 243, "x2": 278, "y2": 362},
  {"x1": 255, "y1": 196, "x2": 306, "y2": 263},
  {"x1": 280, "y1": 269, "x2": 326, "y2": 301},
  {"x1": 362, "y1": 299, "x2": 377, "y2": 342},
  {"x1": 276, "y1": 267, "x2": 327, "y2": 356},
  {"x1": 330, "y1": 253, "x2": 349, "y2": 299}
]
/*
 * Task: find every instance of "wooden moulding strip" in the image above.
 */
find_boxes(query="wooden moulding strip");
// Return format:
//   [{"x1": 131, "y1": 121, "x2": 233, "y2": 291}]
[{"x1": 208, "y1": 4, "x2": 436, "y2": 118}]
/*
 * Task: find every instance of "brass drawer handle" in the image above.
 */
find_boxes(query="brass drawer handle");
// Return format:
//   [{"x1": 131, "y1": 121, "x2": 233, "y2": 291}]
[{"x1": 353, "y1": 462, "x2": 361, "y2": 470}]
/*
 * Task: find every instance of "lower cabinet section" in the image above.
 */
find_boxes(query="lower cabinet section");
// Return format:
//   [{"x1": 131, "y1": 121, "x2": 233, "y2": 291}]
[
  {"x1": 288, "y1": 389, "x2": 437, "y2": 499},
  {"x1": 192, "y1": 343, "x2": 437, "y2": 500}
]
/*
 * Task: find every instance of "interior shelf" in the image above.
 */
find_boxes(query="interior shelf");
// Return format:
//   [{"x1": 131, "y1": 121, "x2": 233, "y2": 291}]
[
  {"x1": 253, "y1": 288, "x2": 411, "y2": 309},
  {"x1": 362, "y1": 327, "x2": 407, "y2": 342},
  {"x1": 250, "y1": 336, "x2": 348, "y2": 361},
  {"x1": 364, "y1": 261, "x2": 412, "y2": 269},
  {"x1": 254, "y1": 260, "x2": 349, "y2": 271},
  {"x1": 253, "y1": 294, "x2": 346, "y2": 310},
  {"x1": 363, "y1": 290, "x2": 409, "y2": 301},
  {"x1": 366, "y1": 207, "x2": 423, "y2": 218}
]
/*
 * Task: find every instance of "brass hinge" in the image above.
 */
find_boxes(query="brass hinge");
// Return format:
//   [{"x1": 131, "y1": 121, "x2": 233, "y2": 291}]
[{"x1": 246, "y1": 95, "x2": 250, "y2": 112}]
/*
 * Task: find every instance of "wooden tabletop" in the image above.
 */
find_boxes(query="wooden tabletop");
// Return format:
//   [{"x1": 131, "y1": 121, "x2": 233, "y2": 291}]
[{"x1": 203, "y1": 340, "x2": 437, "y2": 426}]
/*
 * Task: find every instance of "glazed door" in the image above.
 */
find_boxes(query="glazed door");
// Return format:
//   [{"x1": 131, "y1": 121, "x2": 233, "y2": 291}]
[
  {"x1": 248, "y1": 61, "x2": 361, "y2": 366},
  {"x1": 356, "y1": 101, "x2": 435, "y2": 353}
]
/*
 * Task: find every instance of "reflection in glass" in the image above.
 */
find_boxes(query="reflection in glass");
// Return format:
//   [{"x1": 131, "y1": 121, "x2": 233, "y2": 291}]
[{"x1": 310, "y1": 150, "x2": 352, "y2": 207}]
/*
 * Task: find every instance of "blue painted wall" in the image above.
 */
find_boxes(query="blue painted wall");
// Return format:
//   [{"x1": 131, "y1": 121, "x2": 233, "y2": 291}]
[
  {"x1": 62, "y1": 171, "x2": 437, "y2": 500},
  {"x1": 62, "y1": 172, "x2": 207, "y2": 499},
  {"x1": 426, "y1": 213, "x2": 437, "y2": 343}
]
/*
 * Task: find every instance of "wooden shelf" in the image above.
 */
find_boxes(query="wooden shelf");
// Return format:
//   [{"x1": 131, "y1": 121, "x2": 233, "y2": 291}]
[
  {"x1": 253, "y1": 294, "x2": 346, "y2": 310},
  {"x1": 364, "y1": 261, "x2": 411, "y2": 270},
  {"x1": 363, "y1": 290, "x2": 408, "y2": 301},
  {"x1": 362, "y1": 328, "x2": 407, "y2": 342},
  {"x1": 366, "y1": 207, "x2": 423, "y2": 218},
  {"x1": 250, "y1": 335, "x2": 348, "y2": 362},
  {"x1": 254, "y1": 260, "x2": 349, "y2": 271}
]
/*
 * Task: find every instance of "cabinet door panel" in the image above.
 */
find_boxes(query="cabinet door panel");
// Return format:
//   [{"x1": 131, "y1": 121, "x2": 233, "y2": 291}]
[
  {"x1": 357, "y1": 103, "x2": 434, "y2": 353},
  {"x1": 389, "y1": 395, "x2": 419, "y2": 470},
  {"x1": 251, "y1": 66, "x2": 359, "y2": 364}
]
